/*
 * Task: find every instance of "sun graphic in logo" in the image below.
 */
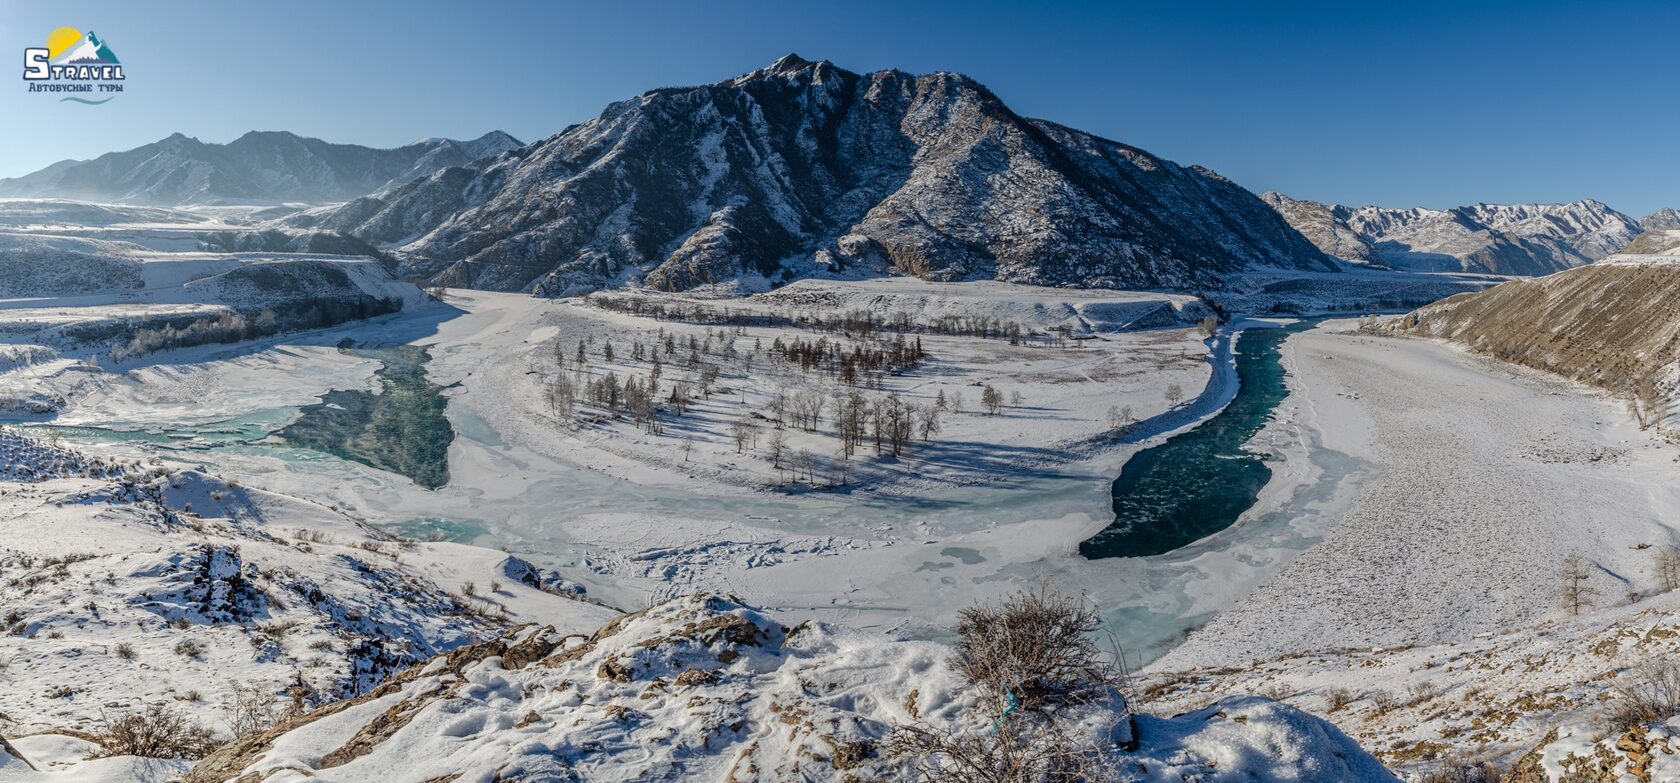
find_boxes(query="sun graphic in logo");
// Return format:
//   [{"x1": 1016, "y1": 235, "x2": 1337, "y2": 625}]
[
  {"x1": 46, "y1": 27, "x2": 83, "y2": 59},
  {"x1": 43, "y1": 26, "x2": 119, "y2": 65}
]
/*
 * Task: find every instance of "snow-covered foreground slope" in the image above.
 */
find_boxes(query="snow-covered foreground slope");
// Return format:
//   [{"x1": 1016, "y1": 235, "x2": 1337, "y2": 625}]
[
  {"x1": 152, "y1": 593, "x2": 1395, "y2": 783},
  {"x1": 1146, "y1": 576, "x2": 1680, "y2": 778},
  {"x1": 0, "y1": 428, "x2": 615, "y2": 769}
]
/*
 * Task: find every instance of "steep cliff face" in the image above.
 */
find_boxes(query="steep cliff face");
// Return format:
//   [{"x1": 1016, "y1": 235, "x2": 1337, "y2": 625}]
[
  {"x1": 304, "y1": 55, "x2": 1335, "y2": 296},
  {"x1": 1264, "y1": 192, "x2": 1642, "y2": 275}
]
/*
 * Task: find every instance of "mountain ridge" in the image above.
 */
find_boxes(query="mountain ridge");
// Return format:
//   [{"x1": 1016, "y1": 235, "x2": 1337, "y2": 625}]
[
  {"x1": 1261, "y1": 192, "x2": 1643, "y2": 275},
  {"x1": 287, "y1": 54, "x2": 1338, "y2": 295},
  {"x1": 0, "y1": 130, "x2": 524, "y2": 207}
]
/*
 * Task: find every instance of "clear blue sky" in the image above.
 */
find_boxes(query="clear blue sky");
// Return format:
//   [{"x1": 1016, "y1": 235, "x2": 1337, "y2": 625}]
[{"x1": 3, "y1": 0, "x2": 1674, "y2": 216}]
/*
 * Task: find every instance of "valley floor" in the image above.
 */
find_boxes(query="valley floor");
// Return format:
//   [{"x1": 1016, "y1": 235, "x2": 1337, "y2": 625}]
[{"x1": 10, "y1": 282, "x2": 1276, "y2": 663}]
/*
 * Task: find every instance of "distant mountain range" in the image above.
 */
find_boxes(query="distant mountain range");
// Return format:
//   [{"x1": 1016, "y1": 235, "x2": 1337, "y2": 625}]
[
  {"x1": 0, "y1": 130, "x2": 522, "y2": 206},
  {"x1": 285, "y1": 54, "x2": 1338, "y2": 295},
  {"x1": 1260, "y1": 193, "x2": 1662, "y2": 276}
]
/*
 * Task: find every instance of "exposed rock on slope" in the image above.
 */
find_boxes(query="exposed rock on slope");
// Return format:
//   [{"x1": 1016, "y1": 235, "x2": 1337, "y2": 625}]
[
  {"x1": 179, "y1": 593, "x2": 1398, "y2": 783},
  {"x1": 300, "y1": 54, "x2": 1336, "y2": 295},
  {"x1": 0, "y1": 131, "x2": 522, "y2": 206},
  {"x1": 1262, "y1": 193, "x2": 1641, "y2": 275},
  {"x1": 1389, "y1": 256, "x2": 1680, "y2": 430}
]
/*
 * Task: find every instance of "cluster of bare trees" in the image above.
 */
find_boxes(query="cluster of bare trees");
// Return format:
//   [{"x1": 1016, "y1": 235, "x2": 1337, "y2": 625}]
[
  {"x1": 585, "y1": 294, "x2": 1070, "y2": 347},
  {"x1": 102, "y1": 296, "x2": 403, "y2": 364},
  {"x1": 768, "y1": 334, "x2": 926, "y2": 381},
  {"x1": 547, "y1": 319, "x2": 1035, "y2": 487}
]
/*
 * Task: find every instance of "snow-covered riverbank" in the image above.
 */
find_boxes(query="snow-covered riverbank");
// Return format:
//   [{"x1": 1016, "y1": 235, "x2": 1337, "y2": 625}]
[{"x1": 1154, "y1": 320, "x2": 1680, "y2": 670}]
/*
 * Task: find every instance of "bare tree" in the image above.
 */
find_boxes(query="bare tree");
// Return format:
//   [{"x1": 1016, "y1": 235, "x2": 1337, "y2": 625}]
[
  {"x1": 1010, "y1": 390, "x2": 1025, "y2": 407},
  {"x1": 1164, "y1": 384, "x2": 1184, "y2": 407},
  {"x1": 1197, "y1": 314, "x2": 1219, "y2": 338},
  {"x1": 729, "y1": 417, "x2": 756, "y2": 454},
  {"x1": 681, "y1": 436, "x2": 695, "y2": 462},
  {"x1": 981, "y1": 384, "x2": 1004, "y2": 415},
  {"x1": 1560, "y1": 554, "x2": 1598, "y2": 615},
  {"x1": 919, "y1": 405, "x2": 942, "y2": 441},
  {"x1": 795, "y1": 449, "x2": 815, "y2": 484},
  {"x1": 1657, "y1": 545, "x2": 1680, "y2": 592},
  {"x1": 766, "y1": 428, "x2": 788, "y2": 469}
]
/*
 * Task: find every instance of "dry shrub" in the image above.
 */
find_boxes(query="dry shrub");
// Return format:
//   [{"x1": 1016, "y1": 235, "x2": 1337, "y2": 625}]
[
  {"x1": 952, "y1": 583, "x2": 1106, "y2": 713},
  {"x1": 889, "y1": 716, "x2": 1112, "y2": 783},
  {"x1": 93, "y1": 704, "x2": 221, "y2": 759},
  {"x1": 1417, "y1": 755, "x2": 1505, "y2": 783},
  {"x1": 1607, "y1": 659, "x2": 1680, "y2": 729},
  {"x1": 227, "y1": 681, "x2": 287, "y2": 739},
  {"x1": 890, "y1": 583, "x2": 1123, "y2": 783}
]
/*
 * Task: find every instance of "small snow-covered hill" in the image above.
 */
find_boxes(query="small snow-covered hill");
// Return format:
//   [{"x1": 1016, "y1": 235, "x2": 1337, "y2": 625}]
[
  {"x1": 0, "y1": 131, "x2": 522, "y2": 207},
  {"x1": 168, "y1": 593, "x2": 1398, "y2": 783},
  {"x1": 1262, "y1": 193, "x2": 1642, "y2": 275},
  {"x1": 295, "y1": 54, "x2": 1337, "y2": 295},
  {"x1": 0, "y1": 234, "x2": 145, "y2": 297}
]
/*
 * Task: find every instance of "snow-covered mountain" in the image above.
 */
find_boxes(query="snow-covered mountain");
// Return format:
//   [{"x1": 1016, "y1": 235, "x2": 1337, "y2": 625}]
[
  {"x1": 0, "y1": 131, "x2": 523, "y2": 207},
  {"x1": 293, "y1": 54, "x2": 1337, "y2": 295},
  {"x1": 1261, "y1": 192, "x2": 1642, "y2": 275},
  {"x1": 1641, "y1": 207, "x2": 1680, "y2": 232}
]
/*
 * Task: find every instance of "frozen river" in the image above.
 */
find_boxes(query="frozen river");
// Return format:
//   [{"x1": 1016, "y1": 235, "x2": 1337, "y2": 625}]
[{"x1": 15, "y1": 300, "x2": 1364, "y2": 665}]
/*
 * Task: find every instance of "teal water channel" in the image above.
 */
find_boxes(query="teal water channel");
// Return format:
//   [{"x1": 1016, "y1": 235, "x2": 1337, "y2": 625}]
[{"x1": 1080, "y1": 321, "x2": 1316, "y2": 558}]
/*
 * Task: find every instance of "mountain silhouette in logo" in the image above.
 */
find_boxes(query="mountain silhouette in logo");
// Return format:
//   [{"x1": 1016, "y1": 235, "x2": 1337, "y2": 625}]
[{"x1": 54, "y1": 31, "x2": 119, "y2": 65}]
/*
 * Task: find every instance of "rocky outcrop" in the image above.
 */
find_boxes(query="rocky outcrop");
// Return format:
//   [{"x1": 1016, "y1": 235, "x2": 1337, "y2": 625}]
[
  {"x1": 1501, "y1": 722, "x2": 1679, "y2": 782},
  {"x1": 304, "y1": 54, "x2": 1336, "y2": 296}
]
